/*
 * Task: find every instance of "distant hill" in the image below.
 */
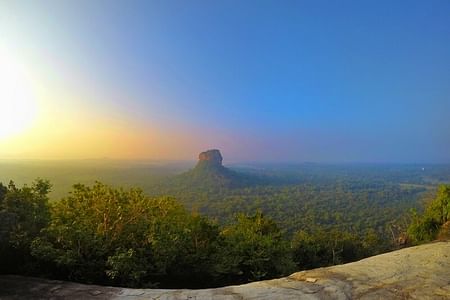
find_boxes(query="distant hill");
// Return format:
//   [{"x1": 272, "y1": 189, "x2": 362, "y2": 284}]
[{"x1": 163, "y1": 149, "x2": 264, "y2": 191}]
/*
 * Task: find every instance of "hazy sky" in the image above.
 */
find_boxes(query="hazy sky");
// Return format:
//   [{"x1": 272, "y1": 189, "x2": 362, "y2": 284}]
[{"x1": 0, "y1": 1, "x2": 449, "y2": 162}]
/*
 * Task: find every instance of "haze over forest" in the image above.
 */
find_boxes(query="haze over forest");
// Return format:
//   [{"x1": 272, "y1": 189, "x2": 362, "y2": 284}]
[
  {"x1": 1, "y1": 1, "x2": 450, "y2": 163},
  {"x1": 1, "y1": 1, "x2": 450, "y2": 292}
]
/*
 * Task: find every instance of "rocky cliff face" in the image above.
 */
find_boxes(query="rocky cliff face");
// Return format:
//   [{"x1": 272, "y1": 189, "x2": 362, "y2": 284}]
[
  {"x1": 198, "y1": 149, "x2": 223, "y2": 167},
  {"x1": 195, "y1": 149, "x2": 225, "y2": 172},
  {"x1": 1, "y1": 241, "x2": 449, "y2": 299},
  {"x1": 160, "y1": 149, "x2": 264, "y2": 192},
  {"x1": 182, "y1": 149, "x2": 235, "y2": 187}
]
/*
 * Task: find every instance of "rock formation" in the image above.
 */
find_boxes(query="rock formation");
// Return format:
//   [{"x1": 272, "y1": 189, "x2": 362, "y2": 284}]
[
  {"x1": 191, "y1": 149, "x2": 231, "y2": 182},
  {"x1": 165, "y1": 149, "x2": 261, "y2": 190},
  {"x1": 1, "y1": 241, "x2": 449, "y2": 299},
  {"x1": 198, "y1": 149, "x2": 223, "y2": 166}
]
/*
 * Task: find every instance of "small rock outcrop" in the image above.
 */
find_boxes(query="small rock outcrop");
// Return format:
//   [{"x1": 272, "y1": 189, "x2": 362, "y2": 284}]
[
  {"x1": 197, "y1": 149, "x2": 223, "y2": 168},
  {"x1": 1, "y1": 241, "x2": 449, "y2": 299}
]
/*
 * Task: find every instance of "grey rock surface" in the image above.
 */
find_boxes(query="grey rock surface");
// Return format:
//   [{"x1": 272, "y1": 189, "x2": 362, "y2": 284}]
[
  {"x1": 198, "y1": 149, "x2": 223, "y2": 166},
  {"x1": 1, "y1": 241, "x2": 449, "y2": 299}
]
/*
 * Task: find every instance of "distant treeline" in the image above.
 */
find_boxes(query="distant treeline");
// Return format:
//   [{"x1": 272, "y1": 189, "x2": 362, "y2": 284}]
[
  {"x1": 152, "y1": 162, "x2": 446, "y2": 238},
  {"x1": 0, "y1": 180, "x2": 448, "y2": 288}
]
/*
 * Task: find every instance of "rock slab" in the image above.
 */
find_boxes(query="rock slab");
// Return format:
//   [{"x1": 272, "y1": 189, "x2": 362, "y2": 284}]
[{"x1": 1, "y1": 241, "x2": 449, "y2": 299}]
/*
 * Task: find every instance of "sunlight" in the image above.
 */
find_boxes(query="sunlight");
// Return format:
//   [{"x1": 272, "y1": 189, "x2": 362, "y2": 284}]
[{"x1": 0, "y1": 48, "x2": 37, "y2": 139}]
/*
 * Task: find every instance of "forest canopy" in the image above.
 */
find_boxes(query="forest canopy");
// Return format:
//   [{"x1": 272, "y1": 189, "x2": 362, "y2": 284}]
[{"x1": 0, "y1": 179, "x2": 448, "y2": 288}]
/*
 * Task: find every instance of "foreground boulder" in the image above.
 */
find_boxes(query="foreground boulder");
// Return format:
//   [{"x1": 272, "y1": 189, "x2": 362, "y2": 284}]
[{"x1": 1, "y1": 241, "x2": 449, "y2": 299}]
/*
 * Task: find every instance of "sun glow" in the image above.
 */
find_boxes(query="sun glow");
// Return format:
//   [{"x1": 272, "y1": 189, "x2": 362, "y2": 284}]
[{"x1": 0, "y1": 48, "x2": 38, "y2": 139}]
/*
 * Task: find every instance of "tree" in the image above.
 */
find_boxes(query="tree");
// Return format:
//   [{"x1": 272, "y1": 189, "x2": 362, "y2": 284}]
[
  {"x1": 218, "y1": 211, "x2": 295, "y2": 283},
  {"x1": 31, "y1": 182, "x2": 154, "y2": 283},
  {"x1": 291, "y1": 227, "x2": 365, "y2": 270},
  {"x1": 407, "y1": 184, "x2": 450, "y2": 243},
  {"x1": 0, "y1": 179, "x2": 51, "y2": 274},
  {"x1": 31, "y1": 182, "x2": 222, "y2": 287}
]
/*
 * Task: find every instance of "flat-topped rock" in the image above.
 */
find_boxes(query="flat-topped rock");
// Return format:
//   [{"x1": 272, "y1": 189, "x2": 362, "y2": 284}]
[
  {"x1": 198, "y1": 149, "x2": 223, "y2": 166},
  {"x1": 1, "y1": 241, "x2": 449, "y2": 299}
]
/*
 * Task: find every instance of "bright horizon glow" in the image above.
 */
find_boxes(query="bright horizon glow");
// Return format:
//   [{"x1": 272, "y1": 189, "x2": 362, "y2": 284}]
[
  {"x1": 0, "y1": 47, "x2": 38, "y2": 140},
  {"x1": 0, "y1": 1, "x2": 449, "y2": 163}
]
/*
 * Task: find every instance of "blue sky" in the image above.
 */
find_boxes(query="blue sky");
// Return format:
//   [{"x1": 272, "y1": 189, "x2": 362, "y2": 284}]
[{"x1": 1, "y1": 1, "x2": 449, "y2": 162}]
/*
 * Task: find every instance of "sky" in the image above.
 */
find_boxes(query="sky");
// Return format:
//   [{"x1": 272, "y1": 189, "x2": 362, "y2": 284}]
[{"x1": 0, "y1": 0, "x2": 449, "y2": 163}]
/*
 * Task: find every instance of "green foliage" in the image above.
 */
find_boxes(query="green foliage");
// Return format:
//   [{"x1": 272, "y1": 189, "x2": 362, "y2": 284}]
[
  {"x1": 292, "y1": 229, "x2": 353, "y2": 269},
  {"x1": 218, "y1": 211, "x2": 295, "y2": 283},
  {"x1": 407, "y1": 184, "x2": 450, "y2": 243},
  {"x1": 427, "y1": 185, "x2": 450, "y2": 224},
  {"x1": 30, "y1": 182, "x2": 222, "y2": 287},
  {"x1": 106, "y1": 248, "x2": 149, "y2": 287},
  {"x1": 24, "y1": 181, "x2": 299, "y2": 287},
  {"x1": 0, "y1": 179, "x2": 51, "y2": 274},
  {"x1": 31, "y1": 182, "x2": 153, "y2": 282},
  {"x1": 1, "y1": 175, "x2": 444, "y2": 289},
  {"x1": 291, "y1": 228, "x2": 385, "y2": 270},
  {"x1": 160, "y1": 177, "x2": 426, "y2": 247}
]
